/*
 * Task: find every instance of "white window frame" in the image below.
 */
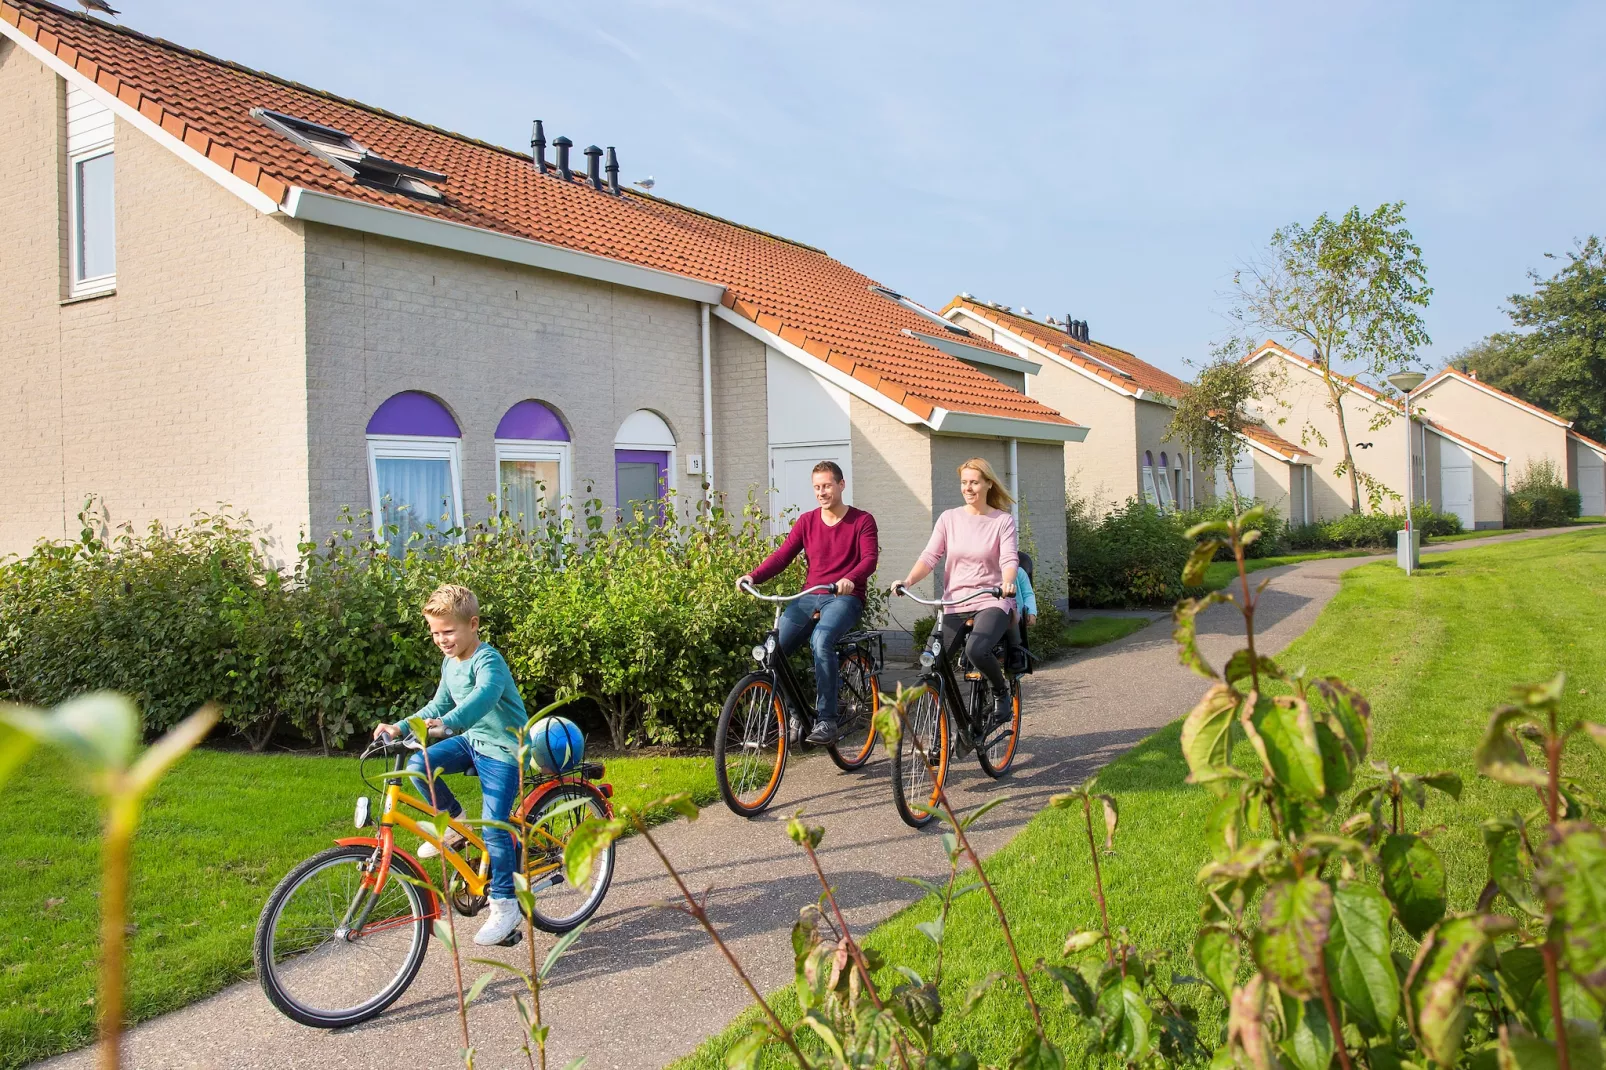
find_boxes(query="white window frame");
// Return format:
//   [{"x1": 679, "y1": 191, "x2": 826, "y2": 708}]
[
  {"x1": 68, "y1": 143, "x2": 116, "y2": 297},
  {"x1": 494, "y1": 440, "x2": 572, "y2": 527},
  {"x1": 366, "y1": 434, "x2": 464, "y2": 546}
]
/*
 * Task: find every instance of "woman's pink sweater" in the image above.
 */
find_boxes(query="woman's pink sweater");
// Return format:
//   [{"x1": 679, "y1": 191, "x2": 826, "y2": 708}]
[{"x1": 917, "y1": 507, "x2": 1018, "y2": 614}]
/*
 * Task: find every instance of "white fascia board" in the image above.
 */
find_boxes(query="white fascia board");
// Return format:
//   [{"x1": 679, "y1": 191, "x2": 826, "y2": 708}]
[
  {"x1": 1568, "y1": 431, "x2": 1606, "y2": 458},
  {"x1": 929, "y1": 408, "x2": 1090, "y2": 443},
  {"x1": 711, "y1": 304, "x2": 923, "y2": 426},
  {"x1": 950, "y1": 309, "x2": 1140, "y2": 399},
  {"x1": 907, "y1": 330, "x2": 1041, "y2": 375},
  {"x1": 1238, "y1": 433, "x2": 1307, "y2": 465},
  {"x1": 285, "y1": 188, "x2": 726, "y2": 304},
  {"x1": 1420, "y1": 422, "x2": 1507, "y2": 464},
  {"x1": 0, "y1": 19, "x2": 282, "y2": 214},
  {"x1": 1259, "y1": 347, "x2": 1401, "y2": 411},
  {"x1": 1418, "y1": 373, "x2": 1571, "y2": 429}
]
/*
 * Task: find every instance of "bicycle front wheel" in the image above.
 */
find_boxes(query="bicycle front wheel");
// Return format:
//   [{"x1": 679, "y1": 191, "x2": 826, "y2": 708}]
[
  {"x1": 520, "y1": 783, "x2": 615, "y2": 933},
  {"x1": 254, "y1": 844, "x2": 432, "y2": 1029},
  {"x1": 715, "y1": 672, "x2": 788, "y2": 816},
  {"x1": 891, "y1": 685, "x2": 950, "y2": 828},
  {"x1": 977, "y1": 676, "x2": 1022, "y2": 778},
  {"x1": 828, "y1": 650, "x2": 879, "y2": 771}
]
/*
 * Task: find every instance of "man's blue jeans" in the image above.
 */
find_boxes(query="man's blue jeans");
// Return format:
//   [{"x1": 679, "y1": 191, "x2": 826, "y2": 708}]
[
  {"x1": 777, "y1": 593, "x2": 863, "y2": 723},
  {"x1": 405, "y1": 736, "x2": 519, "y2": 900}
]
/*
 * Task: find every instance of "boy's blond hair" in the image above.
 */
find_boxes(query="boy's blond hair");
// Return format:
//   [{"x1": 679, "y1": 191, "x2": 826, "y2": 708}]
[{"x1": 423, "y1": 584, "x2": 479, "y2": 623}]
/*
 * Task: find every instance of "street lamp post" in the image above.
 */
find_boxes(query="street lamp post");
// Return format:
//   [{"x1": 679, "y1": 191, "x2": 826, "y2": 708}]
[{"x1": 1388, "y1": 370, "x2": 1428, "y2": 575}]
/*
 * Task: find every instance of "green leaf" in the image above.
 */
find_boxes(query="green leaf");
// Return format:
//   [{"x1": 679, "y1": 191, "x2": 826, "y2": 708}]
[
  {"x1": 1182, "y1": 684, "x2": 1240, "y2": 792},
  {"x1": 2, "y1": 692, "x2": 140, "y2": 776},
  {"x1": 1063, "y1": 929, "x2": 1104, "y2": 954},
  {"x1": 1194, "y1": 924, "x2": 1240, "y2": 997},
  {"x1": 1497, "y1": 944, "x2": 1546, "y2": 1010},
  {"x1": 1226, "y1": 650, "x2": 1283, "y2": 686},
  {"x1": 464, "y1": 970, "x2": 495, "y2": 1006},
  {"x1": 1278, "y1": 991, "x2": 1336, "y2": 1070},
  {"x1": 1543, "y1": 824, "x2": 1606, "y2": 1001},
  {"x1": 1186, "y1": 519, "x2": 1232, "y2": 539},
  {"x1": 1312, "y1": 677, "x2": 1372, "y2": 759},
  {"x1": 724, "y1": 1023, "x2": 770, "y2": 1070},
  {"x1": 1411, "y1": 917, "x2": 1493, "y2": 1067},
  {"x1": 1206, "y1": 791, "x2": 1243, "y2": 862},
  {"x1": 433, "y1": 918, "x2": 457, "y2": 950},
  {"x1": 917, "y1": 918, "x2": 944, "y2": 945},
  {"x1": 1326, "y1": 882, "x2": 1400, "y2": 1035},
  {"x1": 1475, "y1": 709, "x2": 1548, "y2": 789},
  {"x1": 126, "y1": 704, "x2": 220, "y2": 798},
  {"x1": 1045, "y1": 964, "x2": 1098, "y2": 1017},
  {"x1": 1245, "y1": 694, "x2": 1327, "y2": 800},
  {"x1": 786, "y1": 814, "x2": 824, "y2": 849},
  {"x1": 1502, "y1": 1027, "x2": 1606, "y2": 1070},
  {"x1": 963, "y1": 970, "x2": 1008, "y2": 1013},
  {"x1": 1482, "y1": 816, "x2": 1541, "y2": 917},
  {"x1": 540, "y1": 918, "x2": 589, "y2": 981},
  {"x1": 1381, "y1": 834, "x2": 1447, "y2": 940},
  {"x1": 1009, "y1": 1033, "x2": 1068, "y2": 1070},
  {"x1": 1096, "y1": 794, "x2": 1119, "y2": 848},
  {"x1": 1316, "y1": 722, "x2": 1355, "y2": 800},
  {"x1": 1420, "y1": 772, "x2": 1463, "y2": 802},
  {"x1": 563, "y1": 817, "x2": 625, "y2": 888},
  {"x1": 1583, "y1": 722, "x2": 1606, "y2": 760},
  {"x1": 962, "y1": 795, "x2": 1010, "y2": 829},
  {"x1": 0, "y1": 717, "x2": 40, "y2": 790},
  {"x1": 1184, "y1": 539, "x2": 1224, "y2": 587},
  {"x1": 1252, "y1": 876, "x2": 1333, "y2": 1000},
  {"x1": 1174, "y1": 593, "x2": 1228, "y2": 679},
  {"x1": 1098, "y1": 975, "x2": 1154, "y2": 1062}
]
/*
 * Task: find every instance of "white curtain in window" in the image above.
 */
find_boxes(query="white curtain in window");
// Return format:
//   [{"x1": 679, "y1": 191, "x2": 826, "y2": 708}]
[
  {"x1": 1141, "y1": 465, "x2": 1160, "y2": 506},
  {"x1": 499, "y1": 458, "x2": 561, "y2": 528},
  {"x1": 376, "y1": 457, "x2": 456, "y2": 554}
]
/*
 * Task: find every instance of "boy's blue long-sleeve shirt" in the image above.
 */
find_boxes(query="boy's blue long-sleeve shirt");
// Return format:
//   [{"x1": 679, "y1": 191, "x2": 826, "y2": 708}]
[
  {"x1": 1016, "y1": 571, "x2": 1038, "y2": 618},
  {"x1": 413, "y1": 643, "x2": 527, "y2": 763}
]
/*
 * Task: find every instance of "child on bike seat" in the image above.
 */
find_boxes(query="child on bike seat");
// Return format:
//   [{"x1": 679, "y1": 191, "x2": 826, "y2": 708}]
[
  {"x1": 373, "y1": 584, "x2": 528, "y2": 946},
  {"x1": 1009, "y1": 552, "x2": 1038, "y2": 655}
]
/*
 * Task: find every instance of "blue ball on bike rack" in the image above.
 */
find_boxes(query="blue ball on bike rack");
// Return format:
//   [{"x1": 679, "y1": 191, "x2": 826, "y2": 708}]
[{"x1": 528, "y1": 716, "x2": 585, "y2": 776}]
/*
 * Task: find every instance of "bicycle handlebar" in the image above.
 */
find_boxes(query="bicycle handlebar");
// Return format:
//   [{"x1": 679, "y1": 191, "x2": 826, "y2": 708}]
[
  {"x1": 891, "y1": 584, "x2": 1004, "y2": 608},
  {"x1": 738, "y1": 580, "x2": 838, "y2": 602}
]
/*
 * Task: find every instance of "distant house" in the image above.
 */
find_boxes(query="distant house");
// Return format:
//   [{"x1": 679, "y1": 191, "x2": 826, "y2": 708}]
[
  {"x1": 1242, "y1": 343, "x2": 1509, "y2": 529},
  {"x1": 940, "y1": 300, "x2": 1316, "y2": 522},
  {"x1": 1414, "y1": 369, "x2": 1606, "y2": 518},
  {"x1": 0, "y1": 0, "x2": 1089, "y2": 588}
]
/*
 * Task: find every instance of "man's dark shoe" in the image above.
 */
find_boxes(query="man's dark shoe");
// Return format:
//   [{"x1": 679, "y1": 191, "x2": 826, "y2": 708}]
[{"x1": 805, "y1": 719, "x2": 842, "y2": 745}]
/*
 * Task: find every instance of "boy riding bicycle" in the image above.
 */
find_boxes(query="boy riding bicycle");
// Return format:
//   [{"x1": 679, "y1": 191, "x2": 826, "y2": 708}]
[
  {"x1": 738, "y1": 461, "x2": 878, "y2": 744},
  {"x1": 373, "y1": 584, "x2": 528, "y2": 946}
]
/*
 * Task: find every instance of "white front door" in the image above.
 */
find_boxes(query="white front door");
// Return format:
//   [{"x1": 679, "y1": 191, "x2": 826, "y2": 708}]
[
  {"x1": 1579, "y1": 447, "x2": 1605, "y2": 517},
  {"x1": 1440, "y1": 440, "x2": 1475, "y2": 529},
  {"x1": 769, "y1": 444, "x2": 851, "y2": 533}
]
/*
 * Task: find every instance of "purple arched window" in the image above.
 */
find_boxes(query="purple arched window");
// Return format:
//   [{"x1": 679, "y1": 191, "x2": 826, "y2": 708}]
[
  {"x1": 367, "y1": 391, "x2": 461, "y2": 437},
  {"x1": 495, "y1": 401, "x2": 571, "y2": 527},
  {"x1": 366, "y1": 392, "x2": 462, "y2": 554},
  {"x1": 1144, "y1": 450, "x2": 1154, "y2": 467},
  {"x1": 1159, "y1": 452, "x2": 1169, "y2": 469}
]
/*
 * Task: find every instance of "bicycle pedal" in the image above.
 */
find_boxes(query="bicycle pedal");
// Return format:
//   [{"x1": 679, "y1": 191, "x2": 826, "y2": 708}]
[{"x1": 498, "y1": 927, "x2": 524, "y2": 948}]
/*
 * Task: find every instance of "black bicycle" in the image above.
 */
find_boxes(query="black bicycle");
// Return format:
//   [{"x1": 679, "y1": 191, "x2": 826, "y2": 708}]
[
  {"x1": 886, "y1": 585, "x2": 1028, "y2": 828},
  {"x1": 714, "y1": 582, "x2": 884, "y2": 816}
]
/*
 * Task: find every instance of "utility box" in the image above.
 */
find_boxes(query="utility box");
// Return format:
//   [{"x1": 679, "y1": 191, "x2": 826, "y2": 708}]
[{"x1": 1396, "y1": 528, "x2": 1421, "y2": 571}]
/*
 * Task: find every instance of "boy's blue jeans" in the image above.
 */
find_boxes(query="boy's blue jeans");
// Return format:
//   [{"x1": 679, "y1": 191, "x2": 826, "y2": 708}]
[
  {"x1": 777, "y1": 593, "x2": 863, "y2": 723},
  {"x1": 405, "y1": 736, "x2": 519, "y2": 900}
]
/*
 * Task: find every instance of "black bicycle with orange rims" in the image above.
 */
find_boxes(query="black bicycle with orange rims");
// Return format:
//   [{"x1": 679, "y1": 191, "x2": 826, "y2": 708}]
[
  {"x1": 714, "y1": 582, "x2": 884, "y2": 816},
  {"x1": 887, "y1": 585, "x2": 1026, "y2": 827}
]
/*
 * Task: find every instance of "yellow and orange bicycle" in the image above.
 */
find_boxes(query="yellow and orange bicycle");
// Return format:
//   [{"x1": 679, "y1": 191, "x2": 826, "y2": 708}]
[{"x1": 253, "y1": 736, "x2": 615, "y2": 1029}]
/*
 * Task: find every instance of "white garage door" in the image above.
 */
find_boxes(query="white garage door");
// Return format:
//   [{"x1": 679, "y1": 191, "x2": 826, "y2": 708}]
[
  {"x1": 1580, "y1": 447, "x2": 1605, "y2": 517},
  {"x1": 1440, "y1": 440, "x2": 1474, "y2": 529},
  {"x1": 769, "y1": 444, "x2": 851, "y2": 533}
]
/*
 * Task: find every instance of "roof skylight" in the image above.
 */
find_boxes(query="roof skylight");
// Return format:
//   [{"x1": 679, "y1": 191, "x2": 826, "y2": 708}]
[
  {"x1": 253, "y1": 108, "x2": 447, "y2": 202},
  {"x1": 870, "y1": 286, "x2": 971, "y2": 335}
]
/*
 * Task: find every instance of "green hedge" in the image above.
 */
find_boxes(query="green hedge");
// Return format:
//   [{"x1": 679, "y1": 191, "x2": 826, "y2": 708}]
[
  {"x1": 1505, "y1": 459, "x2": 1582, "y2": 528},
  {"x1": 1066, "y1": 497, "x2": 1193, "y2": 607},
  {"x1": 1284, "y1": 504, "x2": 1462, "y2": 550},
  {"x1": 0, "y1": 497, "x2": 803, "y2": 750}
]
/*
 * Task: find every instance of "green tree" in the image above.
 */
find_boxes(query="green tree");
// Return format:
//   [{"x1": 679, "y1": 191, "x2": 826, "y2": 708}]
[
  {"x1": 1167, "y1": 342, "x2": 1270, "y2": 509},
  {"x1": 1231, "y1": 202, "x2": 1433, "y2": 513},
  {"x1": 1456, "y1": 236, "x2": 1606, "y2": 441}
]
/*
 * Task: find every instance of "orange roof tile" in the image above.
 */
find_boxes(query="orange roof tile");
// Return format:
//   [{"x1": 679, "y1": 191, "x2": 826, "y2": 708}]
[
  {"x1": 1245, "y1": 341, "x2": 1400, "y2": 406},
  {"x1": 1418, "y1": 367, "x2": 1572, "y2": 428},
  {"x1": 1568, "y1": 429, "x2": 1606, "y2": 456},
  {"x1": 2, "y1": 0, "x2": 1075, "y2": 430},
  {"x1": 1238, "y1": 420, "x2": 1309, "y2": 461},
  {"x1": 942, "y1": 298, "x2": 1191, "y2": 399}
]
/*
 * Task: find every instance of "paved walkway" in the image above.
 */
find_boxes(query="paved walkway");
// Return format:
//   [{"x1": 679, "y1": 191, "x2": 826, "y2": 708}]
[{"x1": 38, "y1": 527, "x2": 1590, "y2": 1070}]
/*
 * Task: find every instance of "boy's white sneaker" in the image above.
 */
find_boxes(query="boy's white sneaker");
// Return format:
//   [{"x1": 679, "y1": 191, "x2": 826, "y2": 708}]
[
  {"x1": 416, "y1": 828, "x2": 466, "y2": 859},
  {"x1": 474, "y1": 898, "x2": 523, "y2": 946}
]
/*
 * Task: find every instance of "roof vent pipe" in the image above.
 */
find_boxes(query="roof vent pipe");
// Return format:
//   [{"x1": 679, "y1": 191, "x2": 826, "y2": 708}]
[
  {"x1": 1063, "y1": 315, "x2": 1075, "y2": 337},
  {"x1": 584, "y1": 145, "x2": 604, "y2": 190},
  {"x1": 605, "y1": 146, "x2": 621, "y2": 195},
  {"x1": 530, "y1": 120, "x2": 548, "y2": 174},
  {"x1": 553, "y1": 136, "x2": 573, "y2": 180}
]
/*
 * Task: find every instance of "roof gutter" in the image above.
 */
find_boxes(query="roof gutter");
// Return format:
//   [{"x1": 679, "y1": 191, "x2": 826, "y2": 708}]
[
  {"x1": 282, "y1": 187, "x2": 727, "y2": 305},
  {"x1": 946, "y1": 307, "x2": 1143, "y2": 399},
  {"x1": 928, "y1": 408, "x2": 1089, "y2": 443}
]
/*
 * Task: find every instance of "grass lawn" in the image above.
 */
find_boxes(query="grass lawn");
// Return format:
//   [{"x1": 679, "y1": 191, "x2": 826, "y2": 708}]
[
  {"x1": 1062, "y1": 616, "x2": 1153, "y2": 648},
  {"x1": 1200, "y1": 548, "x2": 1376, "y2": 590},
  {"x1": 1427, "y1": 527, "x2": 1522, "y2": 543},
  {"x1": 676, "y1": 528, "x2": 1606, "y2": 1070},
  {"x1": 0, "y1": 746, "x2": 716, "y2": 1068}
]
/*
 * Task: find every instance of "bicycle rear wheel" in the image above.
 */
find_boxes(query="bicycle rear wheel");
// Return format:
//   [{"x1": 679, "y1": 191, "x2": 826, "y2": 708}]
[
  {"x1": 890, "y1": 685, "x2": 950, "y2": 828},
  {"x1": 715, "y1": 672, "x2": 788, "y2": 816},
  {"x1": 976, "y1": 676, "x2": 1022, "y2": 778},
  {"x1": 828, "y1": 650, "x2": 879, "y2": 771},
  {"x1": 520, "y1": 783, "x2": 615, "y2": 933},
  {"x1": 254, "y1": 844, "x2": 432, "y2": 1029}
]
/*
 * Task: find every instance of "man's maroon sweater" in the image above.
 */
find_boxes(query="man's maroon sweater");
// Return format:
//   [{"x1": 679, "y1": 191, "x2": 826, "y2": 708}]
[{"x1": 749, "y1": 507, "x2": 879, "y2": 599}]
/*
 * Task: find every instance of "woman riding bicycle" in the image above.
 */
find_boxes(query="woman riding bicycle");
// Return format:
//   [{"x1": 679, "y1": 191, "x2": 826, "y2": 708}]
[
  {"x1": 737, "y1": 460, "x2": 878, "y2": 744},
  {"x1": 893, "y1": 457, "x2": 1018, "y2": 731}
]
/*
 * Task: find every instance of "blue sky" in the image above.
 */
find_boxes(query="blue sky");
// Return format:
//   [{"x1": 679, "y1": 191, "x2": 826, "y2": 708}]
[{"x1": 120, "y1": 0, "x2": 1605, "y2": 378}]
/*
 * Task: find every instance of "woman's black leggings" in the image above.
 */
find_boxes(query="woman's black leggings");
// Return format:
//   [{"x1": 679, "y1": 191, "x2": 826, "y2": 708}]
[{"x1": 942, "y1": 608, "x2": 1011, "y2": 697}]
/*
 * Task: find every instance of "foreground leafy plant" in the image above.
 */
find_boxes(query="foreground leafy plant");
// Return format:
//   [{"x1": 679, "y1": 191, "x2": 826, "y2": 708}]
[
  {"x1": 0, "y1": 694, "x2": 218, "y2": 1070},
  {"x1": 1174, "y1": 506, "x2": 1606, "y2": 1069}
]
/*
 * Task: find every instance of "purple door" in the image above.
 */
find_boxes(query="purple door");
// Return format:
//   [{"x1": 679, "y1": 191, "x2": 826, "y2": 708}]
[{"x1": 615, "y1": 450, "x2": 668, "y2": 518}]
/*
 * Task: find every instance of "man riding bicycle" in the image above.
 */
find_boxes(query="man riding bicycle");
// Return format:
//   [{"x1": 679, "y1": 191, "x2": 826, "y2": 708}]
[{"x1": 738, "y1": 461, "x2": 878, "y2": 745}]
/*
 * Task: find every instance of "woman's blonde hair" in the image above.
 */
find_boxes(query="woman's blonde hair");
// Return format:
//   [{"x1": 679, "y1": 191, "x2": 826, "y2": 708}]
[{"x1": 957, "y1": 457, "x2": 1015, "y2": 512}]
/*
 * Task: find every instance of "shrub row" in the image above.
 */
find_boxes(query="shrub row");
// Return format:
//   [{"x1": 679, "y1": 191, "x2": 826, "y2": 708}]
[
  {"x1": 0, "y1": 497, "x2": 801, "y2": 751},
  {"x1": 1283, "y1": 503, "x2": 1462, "y2": 550},
  {"x1": 1506, "y1": 458, "x2": 1582, "y2": 528}
]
